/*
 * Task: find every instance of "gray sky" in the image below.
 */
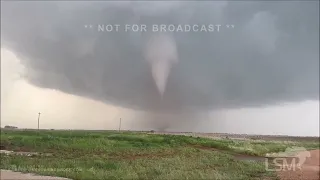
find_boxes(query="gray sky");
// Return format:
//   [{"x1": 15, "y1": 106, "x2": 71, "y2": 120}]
[
  {"x1": 1, "y1": 47, "x2": 319, "y2": 136},
  {"x1": 1, "y1": 1, "x2": 319, "y2": 135}
]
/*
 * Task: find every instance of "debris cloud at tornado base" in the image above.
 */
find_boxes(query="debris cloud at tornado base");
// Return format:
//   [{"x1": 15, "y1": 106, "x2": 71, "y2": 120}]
[{"x1": 1, "y1": 1, "x2": 319, "y2": 130}]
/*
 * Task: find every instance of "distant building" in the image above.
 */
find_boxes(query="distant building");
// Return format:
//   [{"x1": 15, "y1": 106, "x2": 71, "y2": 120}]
[{"x1": 4, "y1": 125, "x2": 18, "y2": 129}]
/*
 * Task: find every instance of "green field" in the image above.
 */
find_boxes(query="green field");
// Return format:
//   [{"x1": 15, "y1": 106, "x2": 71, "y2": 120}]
[{"x1": 1, "y1": 130, "x2": 319, "y2": 180}]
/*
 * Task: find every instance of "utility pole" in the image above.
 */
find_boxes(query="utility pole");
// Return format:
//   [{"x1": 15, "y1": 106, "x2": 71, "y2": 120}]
[
  {"x1": 118, "y1": 118, "x2": 122, "y2": 132},
  {"x1": 37, "y1": 112, "x2": 41, "y2": 131}
]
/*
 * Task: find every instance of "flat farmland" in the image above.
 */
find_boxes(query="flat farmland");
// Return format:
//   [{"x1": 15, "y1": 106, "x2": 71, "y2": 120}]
[{"x1": 1, "y1": 129, "x2": 319, "y2": 180}]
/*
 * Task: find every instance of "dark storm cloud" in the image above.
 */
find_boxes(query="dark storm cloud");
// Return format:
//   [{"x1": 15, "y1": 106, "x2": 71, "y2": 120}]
[{"x1": 1, "y1": 1, "x2": 319, "y2": 112}]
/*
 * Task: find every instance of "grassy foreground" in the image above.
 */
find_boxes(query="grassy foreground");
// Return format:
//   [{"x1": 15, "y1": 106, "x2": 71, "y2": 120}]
[{"x1": 1, "y1": 130, "x2": 319, "y2": 180}]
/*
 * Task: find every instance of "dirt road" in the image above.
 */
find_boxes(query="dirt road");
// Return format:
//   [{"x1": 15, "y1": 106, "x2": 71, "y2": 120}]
[
  {"x1": 0, "y1": 170, "x2": 71, "y2": 180},
  {"x1": 277, "y1": 149, "x2": 320, "y2": 180}
]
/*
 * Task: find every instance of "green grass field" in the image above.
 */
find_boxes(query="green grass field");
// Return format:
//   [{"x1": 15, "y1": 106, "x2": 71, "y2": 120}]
[{"x1": 1, "y1": 130, "x2": 319, "y2": 180}]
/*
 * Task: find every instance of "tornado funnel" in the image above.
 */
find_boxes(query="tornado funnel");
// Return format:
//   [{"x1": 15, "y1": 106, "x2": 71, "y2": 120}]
[
  {"x1": 144, "y1": 33, "x2": 178, "y2": 96},
  {"x1": 151, "y1": 59, "x2": 172, "y2": 96}
]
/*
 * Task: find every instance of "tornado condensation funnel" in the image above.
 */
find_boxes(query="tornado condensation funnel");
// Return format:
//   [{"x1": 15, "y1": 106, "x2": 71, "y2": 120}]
[
  {"x1": 151, "y1": 60, "x2": 172, "y2": 96},
  {"x1": 144, "y1": 33, "x2": 178, "y2": 97}
]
